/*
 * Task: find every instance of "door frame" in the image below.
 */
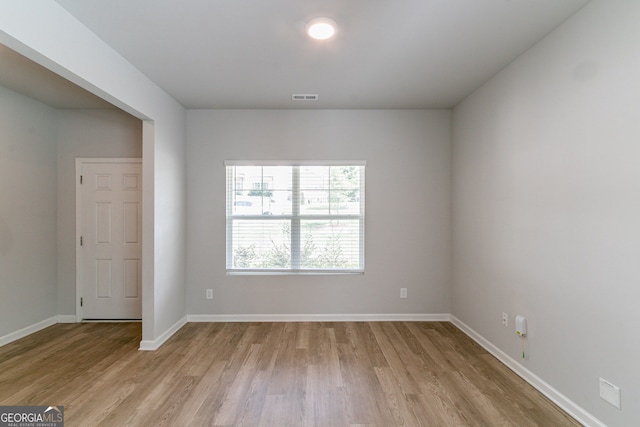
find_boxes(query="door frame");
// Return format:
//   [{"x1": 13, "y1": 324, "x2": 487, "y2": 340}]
[{"x1": 75, "y1": 158, "x2": 143, "y2": 322}]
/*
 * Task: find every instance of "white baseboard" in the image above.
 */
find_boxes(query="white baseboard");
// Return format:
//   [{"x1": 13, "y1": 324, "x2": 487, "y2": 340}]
[
  {"x1": 0, "y1": 316, "x2": 58, "y2": 347},
  {"x1": 57, "y1": 315, "x2": 77, "y2": 323},
  {"x1": 450, "y1": 315, "x2": 604, "y2": 427},
  {"x1": 139, "y1": 316, "x2": 187, "y2": 351},
  {"x1": 187, "y1": 313, "x2": 451, "y2": 323}
]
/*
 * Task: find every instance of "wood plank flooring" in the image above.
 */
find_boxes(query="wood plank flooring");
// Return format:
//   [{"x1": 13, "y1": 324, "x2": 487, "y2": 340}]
[{"x1": 0, "y1": 322, "x2": 581, "y2": 426}]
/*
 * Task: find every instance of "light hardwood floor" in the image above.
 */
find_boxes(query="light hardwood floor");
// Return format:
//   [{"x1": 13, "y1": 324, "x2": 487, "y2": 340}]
[{"x1": 0, "y1": 321, "x2": 580, "y2": 426}]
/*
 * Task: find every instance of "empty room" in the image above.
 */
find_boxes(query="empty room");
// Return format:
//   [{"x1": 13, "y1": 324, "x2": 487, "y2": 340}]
[{"x1": 0, "y1": 1, "x2": 638, "y2": 426}]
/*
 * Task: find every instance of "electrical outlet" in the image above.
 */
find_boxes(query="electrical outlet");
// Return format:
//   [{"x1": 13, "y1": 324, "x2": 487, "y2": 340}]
[
  {"x1": 502, "y1": 312, "x2": 509, "y2": 327},
  {"x1": 400, "y1": 288, "x2": 408, "y2": 298},
  {"x1": 206, "y1": 289, "x2": 213, "y2": 300}
]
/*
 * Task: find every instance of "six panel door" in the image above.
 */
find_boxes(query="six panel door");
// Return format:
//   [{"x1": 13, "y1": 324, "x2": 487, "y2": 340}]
[{"x1": 81, "y1": 161, "x2": 142, "y2": 319}]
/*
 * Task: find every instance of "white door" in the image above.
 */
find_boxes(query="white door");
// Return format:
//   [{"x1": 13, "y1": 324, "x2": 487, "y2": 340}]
[{"x1": 78, "y1": 159, "x2": 142, "y2": 319}]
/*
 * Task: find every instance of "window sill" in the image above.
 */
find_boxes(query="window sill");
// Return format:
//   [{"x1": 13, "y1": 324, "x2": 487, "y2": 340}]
[{"x1": 226, "y1": 269, "x2": 365, "y2": 276}]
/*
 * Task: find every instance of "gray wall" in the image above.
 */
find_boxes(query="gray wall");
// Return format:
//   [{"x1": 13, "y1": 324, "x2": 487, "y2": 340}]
[
  {"x1": 0, "y1": 90, "x2": 142, "y2": 334},
  {"x1": 451, "y1": 1, "x2": 640, "y2": 425},
  {"x1": 56, "y1": 109, "x2": 142, "y2": 316},
  {"x1": 0, "y1": 86, "x2": 57, "y2": 337},
  {"x1": 1, "y1": 1, "x2": 188, "y2": 345},
  {"x1": 187, "y1": 109, "x2": 451, "y2": 317}
]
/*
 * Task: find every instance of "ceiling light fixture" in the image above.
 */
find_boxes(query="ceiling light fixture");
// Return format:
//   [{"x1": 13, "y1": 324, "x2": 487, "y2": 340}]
[{"x1": 305, "y1": 17, "x2": 337, "y2": 40}]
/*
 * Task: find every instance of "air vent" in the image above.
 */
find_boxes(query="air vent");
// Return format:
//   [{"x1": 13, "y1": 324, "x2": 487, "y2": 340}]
[{"x1": 292, "y1": 94, "x2": 319, "y2": 101}]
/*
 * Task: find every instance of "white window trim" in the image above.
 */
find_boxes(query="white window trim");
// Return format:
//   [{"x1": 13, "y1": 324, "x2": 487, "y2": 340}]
[{"x1": 225, "y1": 161, "x2": 366, "y2": 275}]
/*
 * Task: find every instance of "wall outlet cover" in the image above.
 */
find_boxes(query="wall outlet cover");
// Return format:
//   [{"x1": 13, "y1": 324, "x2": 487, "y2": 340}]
[
  {"x1": 501, "y1": 312, "x2": 509, "y2": 327},
  {"x1": 599, "y1": 378, "x2": 621, "y2": 409}
]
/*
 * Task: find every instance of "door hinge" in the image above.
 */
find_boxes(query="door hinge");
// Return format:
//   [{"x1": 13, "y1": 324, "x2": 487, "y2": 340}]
[
  {"x1": 80, "y1": 236, "x2": 83, "y2": 246},
  {"x1": 80, "y1": 297, "x2": 83, "y2": 307},
  {"x1": 80, "y1": 175, "x2": 83, "y2": 184}
]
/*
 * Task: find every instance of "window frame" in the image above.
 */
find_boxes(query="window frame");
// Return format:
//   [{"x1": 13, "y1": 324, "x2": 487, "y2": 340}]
[{"x1": 225, "y1": 160, "x2": 366, "y2": 275}]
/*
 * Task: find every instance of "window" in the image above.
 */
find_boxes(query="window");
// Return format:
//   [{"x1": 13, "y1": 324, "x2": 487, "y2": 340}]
[{"x1": 226, "y1": 161, "x2": 365, "y2": 273}]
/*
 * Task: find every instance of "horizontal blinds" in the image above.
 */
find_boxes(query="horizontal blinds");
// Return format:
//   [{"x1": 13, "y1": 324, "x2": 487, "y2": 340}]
[{"x1": 226, "y1": 163, "x2": 365, "y2": 273}]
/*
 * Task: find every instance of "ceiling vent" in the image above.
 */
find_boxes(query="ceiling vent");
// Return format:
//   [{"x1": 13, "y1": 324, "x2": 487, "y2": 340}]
[{"x1": 292, "y1": 94, "x2": 319, "y2": 101}]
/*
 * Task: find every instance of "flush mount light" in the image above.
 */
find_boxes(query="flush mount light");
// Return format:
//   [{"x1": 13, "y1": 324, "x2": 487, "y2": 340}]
[{"x1": 305, "y1": 17, "x2": 338, "y2": 40}]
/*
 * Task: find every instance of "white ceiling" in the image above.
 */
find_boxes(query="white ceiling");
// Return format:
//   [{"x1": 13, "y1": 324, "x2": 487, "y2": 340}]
[
  {"x1": 8, "y1": 0, "x2": 592, "y2": 110},
  {"x1": 52, "y1": 0, "x2": 590, "y2": 109}
]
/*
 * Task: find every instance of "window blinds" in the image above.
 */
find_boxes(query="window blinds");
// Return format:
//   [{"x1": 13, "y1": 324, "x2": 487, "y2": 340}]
[{"x1": 225, "y1": 161, "x2": 365, "y2": 273}]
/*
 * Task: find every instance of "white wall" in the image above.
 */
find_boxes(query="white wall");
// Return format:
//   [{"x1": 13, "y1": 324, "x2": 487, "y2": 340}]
[
  {"x1": 451, "y1": 1, "x2": 640, "y2": 426},
  {"x1": 56, "y1": 109, "x2": 142, "y2": 316},
  {"x1": 0, "y1": 86, "x2": 57, "y2": 337},
  {"x1": 0, "y1": 1, "x2": 187, "y2": 345},
  {"x1": 187, "y1": 109, "x2": 451, "y2": 317}
]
